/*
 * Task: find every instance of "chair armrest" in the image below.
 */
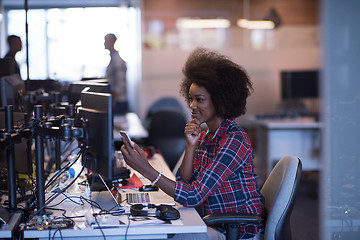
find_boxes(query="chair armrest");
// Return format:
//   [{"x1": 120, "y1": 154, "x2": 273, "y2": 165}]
[{"x1": 203, "y1": 213, "x2": 261, "y2": 226}]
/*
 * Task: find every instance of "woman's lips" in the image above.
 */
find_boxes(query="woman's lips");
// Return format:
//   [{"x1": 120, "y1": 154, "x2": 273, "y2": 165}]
[{"x1": 191, "y1": 112, "x2": 200, "y2": 118}]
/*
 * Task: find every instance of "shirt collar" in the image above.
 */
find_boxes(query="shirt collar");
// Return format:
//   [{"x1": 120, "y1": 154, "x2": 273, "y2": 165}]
[{"x1": 205, "y1": 118, "x2": 234, "y2": 140}]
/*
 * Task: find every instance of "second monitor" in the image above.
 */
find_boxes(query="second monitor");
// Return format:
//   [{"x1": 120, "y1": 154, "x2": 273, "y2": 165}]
[{"x1": 76, "y1": 91, "x2": 115, "y2": 180}]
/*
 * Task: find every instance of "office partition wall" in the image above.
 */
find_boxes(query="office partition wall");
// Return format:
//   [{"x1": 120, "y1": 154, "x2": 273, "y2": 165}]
[{"x1": 321, "y1": 0, "x2": 360, "y2": 239}]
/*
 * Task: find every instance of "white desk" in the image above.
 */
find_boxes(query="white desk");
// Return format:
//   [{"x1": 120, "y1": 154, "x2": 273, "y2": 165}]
[
  {"x1": 23, "y1": 154, "x2": 207, "y2": 239},
  {"x1": 113, "y1": 112, "x2": 148, "y2": 140},
  {"x1": 249, "y1": 118, "x2": 322, "y2": 182},
  {"x1": 0, "y1": 212, "x2": 22, "y2": 238}
]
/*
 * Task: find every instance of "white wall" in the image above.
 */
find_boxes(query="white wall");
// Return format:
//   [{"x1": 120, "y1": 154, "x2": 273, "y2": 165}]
[{"x1": 140, "y1": 26, "x2": 320, "y2": 121}]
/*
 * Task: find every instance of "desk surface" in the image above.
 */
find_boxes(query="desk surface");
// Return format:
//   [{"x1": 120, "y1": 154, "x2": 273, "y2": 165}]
[
  {"x1": 256, "y1": 119, "x2": 323, "y2": 129},
  {"x1": 0, "y1": 212, "x2": 22, "y2": 238},
  {"x1": 241, "y1": 116, "x2": 323, "y2": 129},
  {"x1": 23, "y1": 154, "x2": 206, "y2": 239},
  {"x1": 113, "y1": 112, "x2": 148, "y2": 140}
]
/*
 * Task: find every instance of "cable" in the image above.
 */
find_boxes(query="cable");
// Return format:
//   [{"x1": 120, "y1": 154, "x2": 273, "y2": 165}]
[
  {"x1": 52, "y1": 227, "x2": 63, "y2": 240},
  {"x1": 89, "y1": 183, "x2": 107, "y2": 240},
  {"x1": 125, "y1": 214, "x2": 131, "y2": 240},
  {"x1": 27, "y1": 152, "x2": 86, "y2": 223},
  {"x1": 45, "y1": 150, "x2": 81, "y2": 190},
  {"x1": 93, "y1": 214, "x2": 106, "y2": 240},
  {"x1": 61, "y1": 141, "x2": 78, "y2": 161}
]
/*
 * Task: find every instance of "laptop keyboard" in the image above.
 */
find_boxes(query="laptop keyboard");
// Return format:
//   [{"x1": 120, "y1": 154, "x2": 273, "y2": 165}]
[{"x1": 126, "y1": 192, "x2": 151, "y2": 204}]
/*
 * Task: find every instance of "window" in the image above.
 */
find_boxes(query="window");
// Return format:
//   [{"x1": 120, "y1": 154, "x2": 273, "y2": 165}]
[{"x1": 7, "y1": 7, "x2": 141, "y2": 82}]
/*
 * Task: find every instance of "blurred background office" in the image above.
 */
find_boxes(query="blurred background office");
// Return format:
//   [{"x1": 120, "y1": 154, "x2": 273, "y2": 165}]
[{"x1": 0, "y1": 0, "x2": 359, "y2": 239}]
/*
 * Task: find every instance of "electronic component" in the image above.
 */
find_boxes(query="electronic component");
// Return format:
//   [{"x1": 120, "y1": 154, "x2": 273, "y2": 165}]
[{"x1": 20, "y1": 215, "x2": 74, "y2": 230}]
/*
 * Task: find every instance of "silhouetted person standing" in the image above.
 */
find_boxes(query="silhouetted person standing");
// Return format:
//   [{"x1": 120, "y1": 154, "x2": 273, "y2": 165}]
[
  {"x1": 4, "y1": 35, "x2": 22, "y2": 76},
  {"x1": 104, "y1": 33, "x2": 128, "y2": 115}
]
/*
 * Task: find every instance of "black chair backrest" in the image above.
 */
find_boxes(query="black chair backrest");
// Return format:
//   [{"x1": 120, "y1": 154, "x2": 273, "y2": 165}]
[
  {"x1": 147, "y1": 110, "x2": 187, "y2": 170},
  {"x1": 147, "y1": 97, "x2": 185, "y2": 119},
  {"x1": 148, "y1": 110, "x2": 186, "y2": 137}
]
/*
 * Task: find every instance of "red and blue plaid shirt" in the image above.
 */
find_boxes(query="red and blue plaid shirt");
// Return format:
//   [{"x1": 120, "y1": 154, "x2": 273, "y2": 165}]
[{"x1": 174, "y1": 118, "x2": 265, "y2": 238}]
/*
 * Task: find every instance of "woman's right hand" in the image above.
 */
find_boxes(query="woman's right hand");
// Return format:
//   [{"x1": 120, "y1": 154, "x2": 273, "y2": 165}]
[
  {"x1": 120, "y1": 137, "x2": 150, "y2": 174},
  {"x1": 184, "y1": 118, "x2": 201, "y2": 147}
]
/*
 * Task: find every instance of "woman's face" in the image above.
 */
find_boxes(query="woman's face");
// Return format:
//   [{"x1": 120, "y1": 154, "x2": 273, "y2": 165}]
[{"x1": 188, "y1": 83, "x2": 218, "y2": 124}]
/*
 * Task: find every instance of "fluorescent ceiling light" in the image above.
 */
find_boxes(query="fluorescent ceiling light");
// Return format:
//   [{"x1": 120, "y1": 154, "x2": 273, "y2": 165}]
[
  {"x1": 237, "y1": 19, "x2": 275, "y2": 30},
  {"x1": 176, "y1": 18, "x2": 230, "y2": 29}
]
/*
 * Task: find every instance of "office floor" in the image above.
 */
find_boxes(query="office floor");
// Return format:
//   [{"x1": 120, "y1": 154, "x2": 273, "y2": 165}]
[{"x1": 291, "y1": 171, "x2": 320, "y2": 240}]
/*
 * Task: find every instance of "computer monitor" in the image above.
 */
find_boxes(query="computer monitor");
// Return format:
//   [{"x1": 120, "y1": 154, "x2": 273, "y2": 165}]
[
  {"x1": 67, "y1": 80, "x2": 111, "y2": 105},
  {"x1": 0, "y1": 74, "x2": 26, "y2": 111},
  {"x1": 76, "y1": 91, "x2": 114, "y2": 180},
  {"x1": 281, "y1": 70, "x2": 319, "y2": 100},
  {"x1": 0, "y1": 110, "x2": 32, "y2": 174}
]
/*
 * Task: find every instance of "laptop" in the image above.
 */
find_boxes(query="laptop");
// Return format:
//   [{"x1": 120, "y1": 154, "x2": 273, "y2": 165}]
[{"x1": 117, "y1": 189, "x2": 176, "y2": 206}]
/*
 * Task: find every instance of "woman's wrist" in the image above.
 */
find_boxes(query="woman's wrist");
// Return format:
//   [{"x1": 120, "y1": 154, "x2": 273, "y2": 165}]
[
  {"x1": 142, "y1": 167, "x2": 160, "y2": 184},
  {"x1": 151, "y1": 172, "x2": 162, "y2": 185},
  {"x1": 185, "y1": 141, "x2": 197, "y2": 149}
]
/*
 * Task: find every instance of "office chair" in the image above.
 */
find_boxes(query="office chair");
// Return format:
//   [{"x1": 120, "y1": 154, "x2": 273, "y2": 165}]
[
  {"x1": 146, "y1": 110, "x2": 187, "y2": 171},
  {"x1": 172, "y1": 150, "x2": 185, "y2": 176},
  {"x1": 203, "y1": 156, "x2": 302, "y2": 240},
  {"x1": 147, "y1": 97, "x2": 185, "y2": 116},
  {"x1": 144, "y1": 97, "x2": 187, "y2": 129}
]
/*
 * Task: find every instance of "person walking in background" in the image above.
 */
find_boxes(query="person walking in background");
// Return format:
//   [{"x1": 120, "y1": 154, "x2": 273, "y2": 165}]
[
  {"x1": 4, "y1": 35, "x2": 22, "y2": 76},
  {"x1": 104, "y1": 33, "x2": 128, "y2": 115}
]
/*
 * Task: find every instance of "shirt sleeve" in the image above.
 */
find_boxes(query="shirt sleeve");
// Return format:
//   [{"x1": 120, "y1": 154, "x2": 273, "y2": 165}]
[{"x1": 174, "y1": 133, "x2": 252, "y2": 207}]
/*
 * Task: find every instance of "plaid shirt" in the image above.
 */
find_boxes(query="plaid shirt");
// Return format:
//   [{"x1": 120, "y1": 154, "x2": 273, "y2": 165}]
[{"x1": 174, "y1": 118, "x2": 265, "y2": 238}]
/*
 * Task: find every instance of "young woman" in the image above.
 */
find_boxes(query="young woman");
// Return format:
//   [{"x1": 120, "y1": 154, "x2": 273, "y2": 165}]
[{"x1": 121, "y1": 47, "x2": 265, "y2": 239}]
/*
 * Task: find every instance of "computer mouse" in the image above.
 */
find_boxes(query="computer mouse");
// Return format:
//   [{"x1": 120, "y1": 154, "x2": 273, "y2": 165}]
[
  {"x1": 156, "y1": 204, "x2": 180, "y2": 220},
  {"x1": 139, "y1": 184, "x2": 159, "y2": 192}
]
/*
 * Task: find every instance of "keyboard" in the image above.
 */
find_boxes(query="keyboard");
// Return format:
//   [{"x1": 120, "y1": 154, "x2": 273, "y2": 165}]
[
  {"x1": 118, "y1": 190, "x2": 176, "y2": 206},
  {"x1": 126, "y1": 192, "x2": 151, "y2": 204}
]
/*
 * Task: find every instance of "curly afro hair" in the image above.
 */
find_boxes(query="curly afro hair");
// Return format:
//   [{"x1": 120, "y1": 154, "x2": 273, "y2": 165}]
[{"x1": 180, "y1": 47, "x2": 253, "y2": 119}]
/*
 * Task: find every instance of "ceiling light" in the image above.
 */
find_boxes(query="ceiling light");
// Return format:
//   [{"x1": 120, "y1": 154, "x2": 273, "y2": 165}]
[
  {"x1": 176, "y1": 18, "x2": 230, "y2": 29},
  {"x1": 237, "y1": 19, "x2": 275, "y2": 30}
]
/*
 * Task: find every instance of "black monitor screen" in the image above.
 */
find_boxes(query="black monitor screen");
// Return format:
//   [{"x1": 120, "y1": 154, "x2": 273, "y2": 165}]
[
  {"x1": 0, "y1": 110, "x2": 31, "y2": 174},
  {"x1": 77, "y1": 91, "x2": 114, "y2": 180},
  {"x1": 0, "y1": 74, "x2": 26, "y2": 111},
  {"x1": 281, "y1": 70, "x2": 319, "y2": 100},
  {"x1": 67, "y1": 80, "x2": 111, "y2": 105}
]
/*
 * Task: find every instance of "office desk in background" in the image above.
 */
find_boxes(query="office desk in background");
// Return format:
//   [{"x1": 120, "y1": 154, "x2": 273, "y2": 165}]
[
  {"x1": 113, "y1": 112, "x2": 148, "y2": 141},
  {"x1": 23, "y1": 153, "x2": 207, "y2": 240},
  {"x1": 243, "y1": 117, "x2": 322, "y2": 182}
]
